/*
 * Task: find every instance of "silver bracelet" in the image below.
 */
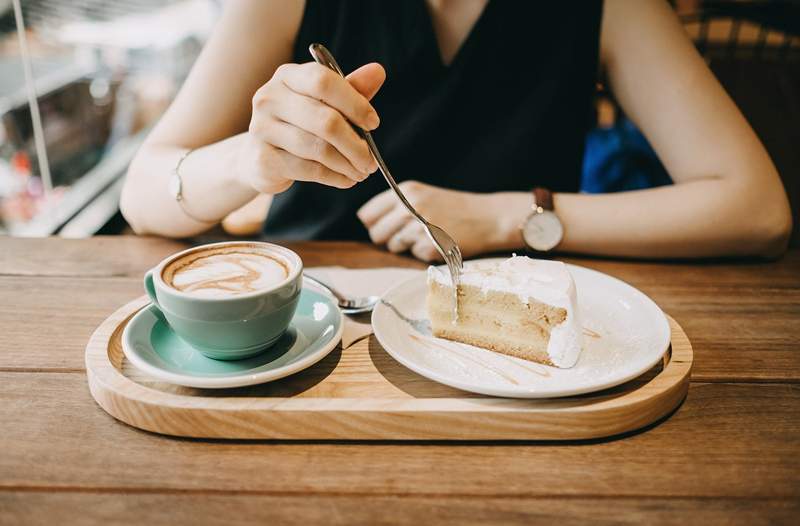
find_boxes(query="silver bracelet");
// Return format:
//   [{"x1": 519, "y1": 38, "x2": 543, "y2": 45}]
[{"x1": 168, "y1": 148, "x2": 217, "y2": 224}]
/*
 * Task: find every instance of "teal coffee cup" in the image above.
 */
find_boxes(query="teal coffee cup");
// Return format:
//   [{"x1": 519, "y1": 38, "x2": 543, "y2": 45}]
[{"x1": 143, "y1": 241, "x2": 303, "y2": 360}]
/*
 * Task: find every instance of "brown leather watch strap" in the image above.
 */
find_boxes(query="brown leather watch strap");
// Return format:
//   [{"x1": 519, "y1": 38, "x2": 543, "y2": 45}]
[{"x1": 533, "y1": 187, "x2": 554, "y2": 211}]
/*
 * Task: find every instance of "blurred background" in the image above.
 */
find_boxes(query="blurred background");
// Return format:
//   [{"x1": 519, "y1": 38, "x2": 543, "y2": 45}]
[
  {"x1": 0, "y1": 0, "x2": 218, "y2": 237},
  {"x1": 0, "y1": 0, "x2": 798, "y2": 243}
]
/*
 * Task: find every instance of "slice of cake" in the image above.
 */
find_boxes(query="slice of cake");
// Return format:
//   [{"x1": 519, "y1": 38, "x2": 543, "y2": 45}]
[{"x1": 426, "y1": 256, "x2": 582, "y2": 368}]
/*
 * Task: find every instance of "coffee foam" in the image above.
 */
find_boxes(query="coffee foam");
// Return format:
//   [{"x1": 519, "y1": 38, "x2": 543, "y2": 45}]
[{"x1": 162, "y1": 245, "x2": 290, "y2": 298}]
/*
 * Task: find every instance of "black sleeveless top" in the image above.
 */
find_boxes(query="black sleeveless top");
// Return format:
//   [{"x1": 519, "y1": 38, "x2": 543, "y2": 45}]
[{"x1": 265, "y1": 0, "x2": 603, "y2": 240}]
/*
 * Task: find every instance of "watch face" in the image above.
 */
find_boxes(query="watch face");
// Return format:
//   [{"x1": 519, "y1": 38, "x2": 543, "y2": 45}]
[{"x1": 522, "y1": 210, "x2": 564, "y2": 251}]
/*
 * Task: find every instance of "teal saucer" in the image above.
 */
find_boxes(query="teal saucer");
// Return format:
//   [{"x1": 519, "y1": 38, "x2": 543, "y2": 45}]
[{"x1": 121, "y1": 287, "x2": 343, "y2": 388}]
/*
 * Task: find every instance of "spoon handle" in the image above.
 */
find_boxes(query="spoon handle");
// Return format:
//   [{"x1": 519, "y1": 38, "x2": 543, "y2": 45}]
[
  {"x1": 302, "y1": 273, "x2": 347, "y2": 304},
  {"x1": 308, "y1": 43, "x2": 427, "y2": 226}
]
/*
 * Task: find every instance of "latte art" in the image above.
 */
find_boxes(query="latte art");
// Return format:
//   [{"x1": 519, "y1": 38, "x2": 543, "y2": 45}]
[{"x1": 164, "y1": 249, "x2": 289, "y2": 298}]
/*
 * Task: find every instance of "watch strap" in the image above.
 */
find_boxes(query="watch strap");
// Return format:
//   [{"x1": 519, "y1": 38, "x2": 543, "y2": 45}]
[{"x1": 533, "y1": 187, "x2": 554, "y2": 212}]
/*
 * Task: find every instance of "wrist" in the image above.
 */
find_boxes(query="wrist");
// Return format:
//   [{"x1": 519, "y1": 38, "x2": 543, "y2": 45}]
[
  {"x1": 486, "y1": 191, "x2": 530, "y2": 252},
  {"x1": 233, "y1": 132, "x2": 293, "y2": 195},
  {"x1": 180, "y1": 136, "x2": 258, "y2": 218},
  {"x1": 230, "y1": 133, "x2": 260, "y2": 193}
]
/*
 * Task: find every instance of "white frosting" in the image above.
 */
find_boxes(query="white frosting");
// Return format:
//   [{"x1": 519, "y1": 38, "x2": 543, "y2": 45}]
[
  {"x1": 428, "y1": 256, "x2": 582, "y2": 367},
  {"x1": 170, "y1": 252, "x2": 287, "y2": 298}
]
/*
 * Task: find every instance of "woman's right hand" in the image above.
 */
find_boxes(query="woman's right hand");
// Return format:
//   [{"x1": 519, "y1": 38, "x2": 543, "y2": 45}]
[{"x1": 236, "y1": 62, "x2": 386, "y2": 194}]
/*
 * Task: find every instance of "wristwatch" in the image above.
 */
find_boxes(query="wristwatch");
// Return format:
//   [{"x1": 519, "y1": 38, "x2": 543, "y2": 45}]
[{"x1": 520, "y1": 187, "x2": 564, "y2": 252}]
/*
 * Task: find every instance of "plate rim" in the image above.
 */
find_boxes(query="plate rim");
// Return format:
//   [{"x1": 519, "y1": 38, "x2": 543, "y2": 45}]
[
  {"x1": 372, "y1": 261, "x2": 671, "y2": 399},
  {"x1": 121, "y1": 287, "x2": 343, "y2": 389}
]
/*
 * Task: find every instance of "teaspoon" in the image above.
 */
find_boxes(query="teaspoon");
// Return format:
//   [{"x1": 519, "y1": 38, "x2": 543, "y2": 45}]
[{"x1": 303, "y1": 274, "x2": 380, "y2": 315}]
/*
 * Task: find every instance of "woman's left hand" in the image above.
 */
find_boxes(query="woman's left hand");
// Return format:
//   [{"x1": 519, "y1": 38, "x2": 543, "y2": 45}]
[{"x1": 357, "y1": 181, "x2": 524, "y2": 261}]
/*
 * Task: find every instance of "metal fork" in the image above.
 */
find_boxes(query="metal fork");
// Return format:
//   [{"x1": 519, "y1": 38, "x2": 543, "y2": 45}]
[{"x1": 309, "y1": 43, "x2": 463, "y2": 312}]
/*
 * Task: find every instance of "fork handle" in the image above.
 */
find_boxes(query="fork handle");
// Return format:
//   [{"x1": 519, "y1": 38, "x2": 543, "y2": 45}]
[{"x1": 308, "y1": 43, "x2": 427, "y2": 226}]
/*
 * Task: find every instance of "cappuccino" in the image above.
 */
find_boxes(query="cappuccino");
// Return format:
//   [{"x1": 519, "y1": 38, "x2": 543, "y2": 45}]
[{"x1": 162, "y1": 245, "x2": 289, "y2": 298}]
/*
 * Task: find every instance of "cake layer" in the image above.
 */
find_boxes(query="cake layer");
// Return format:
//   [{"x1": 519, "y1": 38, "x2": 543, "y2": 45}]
[
  {"x1": 427, "y1": 256, "x2": 582, "y2": 368},
  {"x1": 428, "y1": 281, "x2": 564, "y2": 366},
  {"x1": 428, "y1": 282, "x2": 566, "y2": 337},
  {"x1": 432, "y1": 325, "x2": 555, "y2": 366}
]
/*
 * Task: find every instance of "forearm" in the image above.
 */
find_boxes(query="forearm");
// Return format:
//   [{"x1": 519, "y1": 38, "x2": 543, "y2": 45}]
[
  {"x1": 120, "y1": 134, "x2": 257, "y2": 237},
  {"x1": 492, "y1": 178, "x2": 790, "y2": 259}
]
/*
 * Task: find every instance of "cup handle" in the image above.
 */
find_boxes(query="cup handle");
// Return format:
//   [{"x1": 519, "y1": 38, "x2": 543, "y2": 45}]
[
  {"x1": 144, "y1": 269, "x2": 169, "y2": 324},
  {"x1": 144, "y1": 269, "x2": 160, "y2": 309}
]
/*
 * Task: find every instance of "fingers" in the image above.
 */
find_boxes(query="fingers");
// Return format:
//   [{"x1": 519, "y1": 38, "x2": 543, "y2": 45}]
[
  {"x1": 387, "y1": 220, "x2": 422, "y2": 253},
  {"x1": 381, "y1": 214, "x2": 442, "y2": 261},
  {"x1": 346, "y1": 62, "x2": 386, "y2": 100},
  {"x1": 269, "y1": 89, "x2": 376, "y2": 175},
  {"x1": 278, "y1": 62, "x2": 380, "y2": 131},
  {"x1": 246, "y1": 61, "x2": 384, "y2": 192},
  {"x1": 261, "y1": 120, "x2": 367, "y2": 182},
  {"x1": 411, "y1": 237, "x2": 442, "y2": 262},
  {"x1": 358, "y1": 180, "x2": 441, "y2": 261},
  {"x1": 365, "y1": 206, "x2": 411, "y2": 245},
  {"x1": 357, "y1": 180, "x2": 444, "y2": 262},
  {"x1": 356, "y1": 189, "x2": 397, "y2": 227},
  {"x1": 273, "y1": 148, "x2": 357, "y2": 190}
]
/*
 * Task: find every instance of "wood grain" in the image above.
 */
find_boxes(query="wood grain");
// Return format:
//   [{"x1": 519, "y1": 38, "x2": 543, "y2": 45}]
[
  {"x1": 0, "y1": 236, "x2": 188, "y2": 277},
  {"x1": 0, "y1": 236, "x2": 424, "y2": 277},
  {"x1": 1, "y1": 236, "x2": 799, "y2": 523},
  {"x1": 3, "y1": 274, "x2": 797, "y2": 382},
  {"x1": 1, "y1": 373, "x2": 798, "y2": 498},
  {"x1": 2, "y1": 493, "x2": 798, "y2": 526},
  {"x1": 82, "y1": 297, "x2": 691, "y2": 440},
  {"x1": 1, "y1": 239, "x2": 798, "y2": 383},
  {"x1": 0, "y1": 276, "x2": 141, "y2": 371}
]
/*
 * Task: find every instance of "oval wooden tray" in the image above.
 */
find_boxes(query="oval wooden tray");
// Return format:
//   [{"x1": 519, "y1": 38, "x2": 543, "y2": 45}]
[{"x1": 86, "y1": 297, "x2": 693, "y2": 440}]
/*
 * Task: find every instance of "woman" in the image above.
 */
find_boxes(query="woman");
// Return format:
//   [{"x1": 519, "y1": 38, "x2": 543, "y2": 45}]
[{"x1": 120, "y1": 0, "x2": 792, "y2": 260}]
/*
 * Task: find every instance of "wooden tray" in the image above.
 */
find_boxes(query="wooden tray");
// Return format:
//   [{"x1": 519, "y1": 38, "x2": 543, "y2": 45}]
[{"x1": 86, "y1": 297, "x2": 693, "y2": 440}]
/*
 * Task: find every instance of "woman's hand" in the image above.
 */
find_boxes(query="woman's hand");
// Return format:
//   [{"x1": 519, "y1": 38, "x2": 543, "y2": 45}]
[
  {"x1": 357, "y1": 181, "x2": 527, "y2": 262},
  {"x1": 236, "y1": 62, "x2": 386, "y2": 194}
]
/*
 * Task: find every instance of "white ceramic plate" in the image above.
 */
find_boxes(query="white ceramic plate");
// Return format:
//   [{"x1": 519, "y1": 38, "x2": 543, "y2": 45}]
[{"x1": 372, "y1": 261, "x2": 671, "y2": 398}]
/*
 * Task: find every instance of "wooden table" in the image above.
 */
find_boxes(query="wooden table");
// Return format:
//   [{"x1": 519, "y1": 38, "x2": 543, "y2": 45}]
[{"x1": 1, "y1": 236, "x2": 798, "y2": 524}]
